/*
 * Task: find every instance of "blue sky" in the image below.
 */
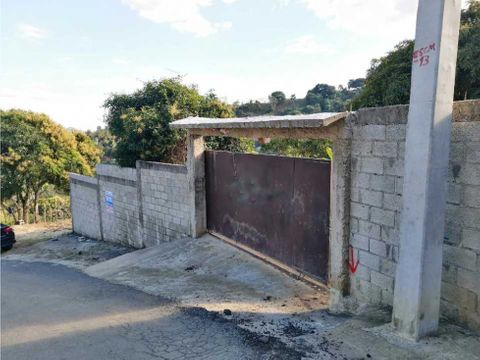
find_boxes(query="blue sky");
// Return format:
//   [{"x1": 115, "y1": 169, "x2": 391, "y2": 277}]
[{"x1": 1, "y1": 0, "x2": 467, "y2": 130}]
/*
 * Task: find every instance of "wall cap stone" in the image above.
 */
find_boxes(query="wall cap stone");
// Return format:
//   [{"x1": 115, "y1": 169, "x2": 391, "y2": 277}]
[
  {"x1": 352, "y1": 100, "x2": 479, "y2": 126},
  {"x1": 137, "y1": 160, "x2": 187, "y2": 174},
  {"x1": 96, "y1": 164, "x2": 137, "y2": 182},
  {"x1": 69, "y1": 172, "x2": 97, "y2": 186}
]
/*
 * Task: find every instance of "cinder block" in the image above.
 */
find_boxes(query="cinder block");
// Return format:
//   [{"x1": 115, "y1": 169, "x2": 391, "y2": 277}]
[
  {"x1": 361, "y1": 157, "x2": 384, "y2": 174},
  {"x1": 457, "y1": 268, "x2": 480, "y2": 296},
  {"x1": 442, "y1": 263, "x2": 457, "y2": 284},
  {"x1": 386, "y1": 124, "x2": 407, "y2": 140},
  {"x1": 356, "y1": 278, "x2": 382, "y2": 304},
  {"x1": 352, "y1": 141, "x2": 372, "y2": 155},
  {"x1": 450, "y1": 142, "x2": 466, "y2": 163},
  {"x1": 357, "y1": 189, "x2": 383, "y2": 207},
  {"x1": 441, "y1": 282, "x2": 477, "y2": 312},
  {"x1": 382, "y1": 289, "x2": 394, "y2": 306},
  {"x1": 447, "y1": 183, "x2": 463, "y2": 205},
  {"x1": 352, "y1": 172, "x2": 371, "y2": 189},
  {"x1": 395, "y1": 176, "x2": 404, "y2": 195},
  {"x1": 350, "y1": 218, "x2": 359, "y2": 234},
  {"x1": 355, "y1": 264, "x2": 371, "y2": 281},
  {"x1": 383, "y1": 193, "x2": 402, "y2": 211},
  {"x1": 351, "y1": 233, "x2": 369, "y2": 250},
  {"x1": 466, "y1": 142, "x2": 480, "y2": 164},
  {"x1": 391, "y1": 245, "x2": 400, "y2": 262},
  {"x1": 359, "y1": 250, "x2": 381, "y2": 271},
  {"x1": 398, "y1": 142, "x2": 405, "y2": 159},
  {"x1": 381, "y1": 225, "x2": 399, "y2": 244},
  {"x1": 370, "y1": 174, "x2": 395, "y2": 193},
  {"x1": 462, "y1": 228, "x2": 480, "y2": 251},
  {"x1": 353, "y1": 125, "x2": 386, "y2": 140},
  {"x1": 380, "y1": 258, "x2": 396, "y2": 277},
  {"x1": 351, "y1": 202, "x2": 369, "y2": 220},
  {"x1": 444, "y1": 221, "x2": 462, "y2": 246},
  {"x1": 440, "y1": 299, "x2": 459, "y2": 320},
  {"x1": 351, "y1": 187, "x2": 361, "y2": 203},
  {"x1": 370, "y1": 207, "x2": 395, "y2": 227},
  {"x1": 460, "y1": 208, "x2": 480, "y2": 229},
  {"x1": 373, "y1": 142, "x2": 397, "y2": 158},
  {"x1": 459, "y1": 163, "x2": 480, "y2": 186},
  {"x1": 384, "y1": 158, "x2": 405, "y2": 176},
  {"x1": 371, "y1": 270, "x2": 394, "y2": 291},
  {"x1": 359, "y1": 220, "x2": 381, "y2": 239},
  {"x1": 444, "y1": 244, "x2": 477, "y2": 271},
  {"x1": 464, "y1": 186, "x2": 480, "y2": 208},
  {"x1": 370, "y1": 238, "x2": 388, "y2": 257}
]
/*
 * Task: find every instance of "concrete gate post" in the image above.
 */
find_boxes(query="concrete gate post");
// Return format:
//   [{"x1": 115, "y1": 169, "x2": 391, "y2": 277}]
[
  {"x1": 329, "y1": 136, "x2": 352, "y2": 311},
  {"x1": 392, "y1": 0, "x2": 462, "y2": 340},
  {"x1": 186, "y1": 132, "x2": 207, "y2": 238}
]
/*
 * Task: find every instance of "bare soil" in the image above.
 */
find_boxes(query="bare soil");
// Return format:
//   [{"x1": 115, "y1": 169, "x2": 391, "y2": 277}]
[{"x1": 12, "y1": 220, "x2": 72, "y2": 248}]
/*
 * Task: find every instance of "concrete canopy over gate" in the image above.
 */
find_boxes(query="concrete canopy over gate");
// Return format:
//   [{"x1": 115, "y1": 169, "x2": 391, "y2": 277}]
[{"x1": 171, "y1": 112, "x2": 352, "y2": 306}]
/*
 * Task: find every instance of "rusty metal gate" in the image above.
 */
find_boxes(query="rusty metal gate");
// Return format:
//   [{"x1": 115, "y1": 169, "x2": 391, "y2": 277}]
[{"x1": 205, "y1": 151, "x2": 330, "y2": 282}]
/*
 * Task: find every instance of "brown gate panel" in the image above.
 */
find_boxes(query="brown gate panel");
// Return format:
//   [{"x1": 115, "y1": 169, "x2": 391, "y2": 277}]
[{"x1": 205, "y1": 151, "x2": 330, "y2": 282}]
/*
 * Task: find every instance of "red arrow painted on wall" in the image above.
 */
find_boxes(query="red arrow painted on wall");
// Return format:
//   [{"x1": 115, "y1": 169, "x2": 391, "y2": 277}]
[{"x1": 347, "y1": 245, "x2": 359, "y2": 273}]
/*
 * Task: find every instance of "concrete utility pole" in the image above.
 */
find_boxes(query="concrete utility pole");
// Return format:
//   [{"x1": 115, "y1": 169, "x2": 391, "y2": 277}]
[{"x1": 392, "y1": 0, "x2": 462, "y2": 340}]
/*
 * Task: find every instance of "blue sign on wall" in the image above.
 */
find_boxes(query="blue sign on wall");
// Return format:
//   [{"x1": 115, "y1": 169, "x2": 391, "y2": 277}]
[{"x1": 104, "y1": 191, "x2": 113, "y2": 213}]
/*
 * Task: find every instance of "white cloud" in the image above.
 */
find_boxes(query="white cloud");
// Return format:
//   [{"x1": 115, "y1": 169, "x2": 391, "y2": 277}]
[
  {"x1": 275, "y1": 0, "x2": 471, "y2": 41},
  {"x1": 285, "y1": 35, "x2": 332, "y2": 55},
  {"x1": 121, "y1": 0, "x2": 232, "y2": 37},
  {"x1": 273, "y1": 0, "x2": 290, "y2": 8},
  {"x1": 0, "y1": 84, "x2": 106, "y2": 130},
  {"x1": 0, "y1": 54, "x2": 369, "y2": 131},
  {"x1": 17, "y1": 23, "x2": 48, "y2": 39},
  {"x1": 298, "y1": 0, "x2": 418, "y2": 41},
  {"x1": 112, "y1": 58, "x2": 129, "y2": 65},
  {"x1": 56, "y1": 56, "x2": 73, "y2": 63}
]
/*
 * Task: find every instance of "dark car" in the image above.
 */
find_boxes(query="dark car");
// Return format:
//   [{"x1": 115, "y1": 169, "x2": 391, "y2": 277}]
[{"x1": 1, "y1": 224, "x2": 16, "y2": 251}]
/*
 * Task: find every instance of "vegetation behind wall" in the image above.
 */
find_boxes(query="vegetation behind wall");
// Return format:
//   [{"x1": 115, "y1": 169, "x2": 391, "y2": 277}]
[{"x1": 0, "y1": 109, "x2": 101, "y2": 224}]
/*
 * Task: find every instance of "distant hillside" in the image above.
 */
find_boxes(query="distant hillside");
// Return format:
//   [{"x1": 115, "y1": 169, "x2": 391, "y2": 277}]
[{"x1": 234, "y1": 79, "x2": 365, "y2": 117}]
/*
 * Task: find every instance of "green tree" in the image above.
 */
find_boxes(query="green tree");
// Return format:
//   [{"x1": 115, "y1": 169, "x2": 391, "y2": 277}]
[
  {"x1": 104, "y1": 78, "x2": 199, "y2": 166},
  {"x1": 260, "y1": 138, "x2": 331, "y2": 159},
  {"x1": 353, "y1": 0, "x2": 480, "y2": 108},
  {"x1": 456, "y1": 0, "x2": 480, "y2": 99},
  {"x1": 233, "y1": 81, "x2": 361, "y2": 158},
  {"x1": 1, "y1": 109, "x2": 99, "y2": 223},
  {"x1": 201, "y1": 92, "x2": 255, "y2": 153},
  {"x1": 348, "y1": 78, "x2": 366, "y2": 90},
  {"x1": 269, "y1": 91, "x2": 287, "y2": 113},
  {"x1": 72, "y1": 130, "x2": 102, "y2": 169},
  {"x1": 104, "y1": 77, "x2": 251, "y2": 167},
  {"x1": 86, "y1": 126, "x2": 116, "y2": 163},
  {"x1": 305, "y1": 83, "x2": 336, "y2": 110},
  {"x1": 235, "y1": 100, "x2": 273, "y2": 117},
  {"x1": 352, "y1": 40, "x2": 413, "y2": 108}
]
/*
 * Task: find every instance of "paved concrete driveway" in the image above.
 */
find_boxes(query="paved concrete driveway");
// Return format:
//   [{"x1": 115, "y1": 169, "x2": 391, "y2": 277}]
[{"x1": 1, "y1": 260, "x2": 300, "y2": 360}]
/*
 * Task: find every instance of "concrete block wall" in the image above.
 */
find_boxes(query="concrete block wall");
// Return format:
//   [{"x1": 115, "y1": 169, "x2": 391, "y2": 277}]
[
  {"x1": 138, "y1": 161, "x2": 190, "y2": 247},
  {"x1": 69, "y1": 161, "x2": 191, "y2": 249},
  {"x1": 442, "y1": 110, "x2": 480, "y2": 330},
  {"x1": 97, "y1": 164, "x2": 141, "y2": 248},
  {"x1": 69, "y1": 173, "x2": 102, "y2": 240},
  {"x1": 348, "y1": 100, "x2": 480, "y2": 330}
]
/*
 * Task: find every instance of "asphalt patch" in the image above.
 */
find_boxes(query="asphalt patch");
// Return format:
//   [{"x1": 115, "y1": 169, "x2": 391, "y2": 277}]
[{"x1": 182, "y1": 307, "x2": 304, "y2": 360}]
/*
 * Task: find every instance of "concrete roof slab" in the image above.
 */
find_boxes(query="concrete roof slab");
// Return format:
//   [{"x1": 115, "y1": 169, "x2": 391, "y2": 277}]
[{"x1": 170, "y1": 112, "x2": 347, "y2": 130}]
